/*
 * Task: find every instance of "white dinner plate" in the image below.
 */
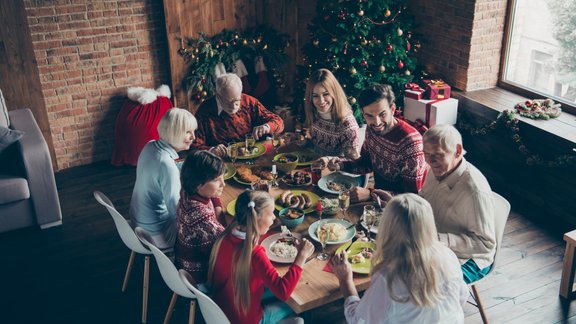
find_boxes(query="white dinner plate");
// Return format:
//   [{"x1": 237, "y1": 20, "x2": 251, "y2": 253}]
[
  {"x1": 261, "y1": 232, "x2": 302, "y2": 263},
  {"x1": 308, "y1": 219, "x2": 356, "y2": 245}
]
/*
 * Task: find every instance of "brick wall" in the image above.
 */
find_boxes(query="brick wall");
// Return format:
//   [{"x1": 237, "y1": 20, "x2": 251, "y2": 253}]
[
  {"x1": 407, "y1": 0, "x2": 507, "y2": 91},
  {"x1": 24, "y1": 0, "x2": 169, "y2": 170}
]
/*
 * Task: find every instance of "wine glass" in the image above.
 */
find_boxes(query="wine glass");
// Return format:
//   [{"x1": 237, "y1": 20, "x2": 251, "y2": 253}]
[
  {"x1": 338, "y1": 189, "x2": 351, "y2": 222},
  {"x1": 362, "y1": 205, "x2": 376, "y2": 241},
  {"x1": 316, "y1": 220, "x2": 330, "y2": 261},
  {"x1": 227, "y1": 142, "x2": 238, "y2": 164}
]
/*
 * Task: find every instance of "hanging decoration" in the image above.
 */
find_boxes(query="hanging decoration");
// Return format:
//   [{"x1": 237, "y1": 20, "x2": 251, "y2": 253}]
[
  {"x1": 457, "y1": 110, "x2": 576, "y2": 167},
  {"x1": 178, "y1": 25, "x2": 290, "y2": 104},
  {"x1": 514, "y1": 99, "x2": 562, "y2": 119}
]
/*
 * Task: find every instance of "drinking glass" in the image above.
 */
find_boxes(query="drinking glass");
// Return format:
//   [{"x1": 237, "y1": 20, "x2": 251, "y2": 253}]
[
  {"x1": 227, "y1": 142, "x2": 238, "y2": 164},
  {"x1": 316, "y1": 220, "x2": 330, "y2": 261},
  {"x1": 245, "y1": 134, "x2": 255, "y2": 151},
  {"x1": 362, "y1": 205, "x2": 377, "y2": 241},
  {"x1": 338, "y1": 189, "x2": 351, "y2": 221},
  {"x1": 271, "y1": 133, "x2": 282, "y2": 153},
  {"x1": 310, "y1": 164, "x2": 322, "y2": 186}
]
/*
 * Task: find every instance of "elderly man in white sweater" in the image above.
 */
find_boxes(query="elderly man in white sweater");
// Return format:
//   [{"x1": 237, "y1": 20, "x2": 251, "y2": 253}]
[{"x1": 419, "y1": 124, "x2": 496, "y2": 284}]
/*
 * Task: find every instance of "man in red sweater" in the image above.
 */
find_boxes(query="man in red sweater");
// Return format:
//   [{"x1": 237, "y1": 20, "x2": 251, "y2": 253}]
[
  {"x1": 317, "y1": 84, "x2": 428, "y2": 203},
  {"x1": 190, "y1": 73, "x2": 284, "y2": 157}
]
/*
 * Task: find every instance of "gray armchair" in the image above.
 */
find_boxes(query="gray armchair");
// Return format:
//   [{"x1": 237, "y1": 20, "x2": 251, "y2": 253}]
[{"x1": 0, "y1": 108, "x2": 62, "y2": 232}]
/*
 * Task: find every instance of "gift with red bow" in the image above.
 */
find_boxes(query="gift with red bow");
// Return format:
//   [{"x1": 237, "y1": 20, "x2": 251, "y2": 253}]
[{"x1": 404, "y1": 82, "x2": 425, "y2": 100}]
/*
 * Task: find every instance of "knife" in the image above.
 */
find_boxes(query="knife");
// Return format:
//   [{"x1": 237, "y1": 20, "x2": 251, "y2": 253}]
[{"x1": 344, "y1": 235, "x2": 360, "y2": 252}]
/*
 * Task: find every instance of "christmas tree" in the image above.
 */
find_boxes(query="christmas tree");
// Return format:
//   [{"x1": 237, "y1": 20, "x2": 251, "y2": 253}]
[{"x1": 297, "y1": 0, "x2": 420, "y2": 122}]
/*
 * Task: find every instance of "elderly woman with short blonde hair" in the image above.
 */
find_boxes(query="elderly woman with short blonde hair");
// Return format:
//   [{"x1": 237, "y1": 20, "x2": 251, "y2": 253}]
[
  {"x1": 130, "y1": 108, "x2": 197, "y2": 250},
  {"x1": 191, "y1": 73, "x2": 284, "y2": 157}
]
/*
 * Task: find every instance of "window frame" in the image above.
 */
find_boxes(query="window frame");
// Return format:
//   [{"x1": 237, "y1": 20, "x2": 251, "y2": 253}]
[{"x1": 498, "y1": 0, "x2": 576, "y2": 115}]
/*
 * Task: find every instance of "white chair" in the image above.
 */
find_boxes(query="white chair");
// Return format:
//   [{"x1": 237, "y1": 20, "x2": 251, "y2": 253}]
[
  {"x1": 93, "y1": 191, "x2": 151, "y2": 323},
  {"x1": 178, "y1": 270, "x2": 231, "y2": 324},
  {"x1": 135, "y1": 227, "x2": 197, "y2": 324},
  {"x1": 468, "y1": 192, "x2": 511, "y2": 324}
]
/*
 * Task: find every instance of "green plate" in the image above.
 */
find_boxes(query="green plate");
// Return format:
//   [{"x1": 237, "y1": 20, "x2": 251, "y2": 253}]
[
  {"x1": 232, "y1": 142, "x2": 266, "y2": 160},
  {"x1": 223, "y1": 164, "x2": 236, "y2": 180},
  {"x1": 294, "y1": 150, "x2": 320, "y2": 166},
  {"x1": 335, "y1": 241, "x2": 376, "y2": 274},
  {"x1": 226, "y1": 198, "x2": 237, "y2": 216},
  {"x1": 233, "y1": 165, "x2": 273, "y2": 186},
  {"x1": 275, "y1": 190, "x2": 320, "y2": 214}
]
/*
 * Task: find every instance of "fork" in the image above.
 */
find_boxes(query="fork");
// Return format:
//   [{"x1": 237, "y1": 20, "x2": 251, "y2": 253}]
[{"x1": 344, "y1": 235, "x2": 360, "y2": 252}]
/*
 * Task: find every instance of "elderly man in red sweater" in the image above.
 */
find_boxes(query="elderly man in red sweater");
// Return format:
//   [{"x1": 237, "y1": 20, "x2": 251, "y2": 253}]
[
  {"x1": 316, "y1": 84, "x2": 428, "y2": 203},
  {"x1": 190, "y1": 73, "x2": 284, "y2": 157}
]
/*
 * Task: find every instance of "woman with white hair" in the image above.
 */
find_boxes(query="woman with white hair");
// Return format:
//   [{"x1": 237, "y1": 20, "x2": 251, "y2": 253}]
[
  {"x1": 191, "y1": 73, "x2": 284, "y2": 157},
  {"x1": 331, "y1": 193, "x2": 468, "y2": 323},
  {"x1": 130, "y1": 108, "x2": 198, "y2": 250}
]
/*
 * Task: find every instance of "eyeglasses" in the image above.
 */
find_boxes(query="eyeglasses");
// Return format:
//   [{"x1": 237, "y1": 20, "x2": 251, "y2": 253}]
[{"x1": 217, "y1": 93, "x2": 241, "y2": 106}]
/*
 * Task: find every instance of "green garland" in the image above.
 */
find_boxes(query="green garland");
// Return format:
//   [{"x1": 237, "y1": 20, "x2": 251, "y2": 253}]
[
  {"x1": 514, "y1": 98, "x2": 562, "y2": 120},
  {"x1": 178, "y1": 25, "x2": 290, "y2": 103},
  {"x1": 457, "y1": 110, "x2": 576, "y2": 167}
]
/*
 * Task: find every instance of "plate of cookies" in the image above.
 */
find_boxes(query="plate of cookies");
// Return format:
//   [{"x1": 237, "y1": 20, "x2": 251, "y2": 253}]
[
  {"x1": 234, "y1": 165, "x2": 275, "y2": 185},
  {"x1": 275, "y1": 189, "x2": 320, "y2": 214}
]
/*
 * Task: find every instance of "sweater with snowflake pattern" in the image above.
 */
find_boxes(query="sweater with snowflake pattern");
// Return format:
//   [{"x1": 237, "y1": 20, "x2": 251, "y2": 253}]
[
  {"x1": 175, "y1": 192, "x2": 224, "y2": 283},
  {"x1": 343, "y1": 118, "x2": 427, "y2": 194},
  {"x1": 310, "y1": 114, "x2": 360, "y2": 156}
]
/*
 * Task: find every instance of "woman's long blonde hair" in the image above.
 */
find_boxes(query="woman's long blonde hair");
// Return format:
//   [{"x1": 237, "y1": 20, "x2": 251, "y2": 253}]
[
  {"x1": 304, "y1": 69, "x2": 351, "y2": 128},
  {"x1": 370, "y1": 193, "x2": 447, "y2": 307},
  {"x1": 207, "y1": 190, "x2": 274, "y2": 314}
]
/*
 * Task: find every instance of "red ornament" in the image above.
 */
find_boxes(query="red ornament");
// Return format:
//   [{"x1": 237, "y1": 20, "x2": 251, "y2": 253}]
[
  {"x1": 386, "y1": 44, "x2": 393, "y2": 51},
  {"x1": 344, "y1": 43, "x2": 348, "y2": 55},
  {"x1": 406, "y1": 42, "x2": 411, "y2": 51},
  {"x1": 397, "y1": 61, "x2": 404, "y2": 69},
  {"x1": 361, "y1": 59, "x2": 368, "y2": 67}
]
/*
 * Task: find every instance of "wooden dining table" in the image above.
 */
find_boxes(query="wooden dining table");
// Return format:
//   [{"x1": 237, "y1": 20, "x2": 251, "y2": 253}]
[{"x1": 219, "y1": 140, "x2": 373, "y2": 315}]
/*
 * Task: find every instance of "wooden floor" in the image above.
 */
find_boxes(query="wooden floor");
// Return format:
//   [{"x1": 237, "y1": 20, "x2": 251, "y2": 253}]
[{"x1": 0, "y1": 162, "x2": 574, "y2": 323}]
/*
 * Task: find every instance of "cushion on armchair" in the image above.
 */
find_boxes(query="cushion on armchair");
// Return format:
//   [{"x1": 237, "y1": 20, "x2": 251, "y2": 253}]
[{"x1": 0, "y1": 126, "x2": 24, "y2": 154}]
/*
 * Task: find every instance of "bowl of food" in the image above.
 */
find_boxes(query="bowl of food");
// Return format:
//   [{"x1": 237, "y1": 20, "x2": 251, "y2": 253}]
[
  {"x1": 278, "y1": 207, "x2": 305, "y2": 228},
  {"x1": 273, "y1": 153, "x2": 299, "y2": 173},
  {"x1": 320, "y1": 197, "x2": 340, "y2": 215}
]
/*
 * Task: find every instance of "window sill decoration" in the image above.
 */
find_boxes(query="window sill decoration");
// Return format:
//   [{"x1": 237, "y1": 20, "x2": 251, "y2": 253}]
[
  {"x1": 514, "y1": 99, "x2": 562, "y2": 120},
  {"x1": 178, "y1": 26, "x2": 290, "y2": 104},
  {"x1": 457, "y1": 110, "x2": 576, "y2": 167}
]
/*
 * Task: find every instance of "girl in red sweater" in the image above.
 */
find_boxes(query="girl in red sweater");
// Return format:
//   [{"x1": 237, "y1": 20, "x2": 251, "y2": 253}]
[{"x1": 208, "y1": 190, "x2": 314, "y2": 324}]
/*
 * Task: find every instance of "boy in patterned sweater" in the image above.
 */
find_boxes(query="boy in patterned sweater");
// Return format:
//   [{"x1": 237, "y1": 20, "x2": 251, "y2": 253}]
[{"x1": 316, "y1": 84, "x2": 427, "y2": 203}]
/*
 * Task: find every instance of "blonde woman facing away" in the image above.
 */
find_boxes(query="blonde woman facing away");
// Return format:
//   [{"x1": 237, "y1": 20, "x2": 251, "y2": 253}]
[
  {"x1": 208, "y1": 190, "x2": 314, "y2": 324},
  {"x1": 304, "y1": 68, "x2": 360, "y2": 156},
  {"x1": 130, "y1": 108, "x2": 197, "y2": 250},
  {"x1": 331, "y1": 193, "x2": 468, "y2": 323}
]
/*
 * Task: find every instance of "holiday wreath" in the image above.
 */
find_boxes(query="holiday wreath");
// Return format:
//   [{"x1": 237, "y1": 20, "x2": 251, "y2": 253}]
[
  {"x1": 178, "y1": 25, "x2": 290, "y2": 104},
  {"x1": 514, "y1": 99, "x2": 562, "y2": 120}
]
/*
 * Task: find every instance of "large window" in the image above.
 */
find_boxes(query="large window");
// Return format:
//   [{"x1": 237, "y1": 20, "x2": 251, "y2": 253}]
[{"x1": 501, "y1": 0, "x2": 576, "y2": 114}]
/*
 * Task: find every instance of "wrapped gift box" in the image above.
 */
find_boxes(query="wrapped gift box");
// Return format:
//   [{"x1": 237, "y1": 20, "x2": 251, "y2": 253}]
[
  {"x1": 404, "y1": 83, "x2": 425, "y2": 100},
  {"x1": 403, "y1": 97, "x2": 458, "y2": 127},
  {"x1": 424, "y1": 79, "x2": 451, "y2": 100}
]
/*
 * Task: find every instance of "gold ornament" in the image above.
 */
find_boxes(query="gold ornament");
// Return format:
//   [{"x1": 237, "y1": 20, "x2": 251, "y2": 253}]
[
  {"x1": 379, "y1": 65, "x2": 386, "y2": 73},
  {"x1": 331, "y1": 37, "x2": 338, "y2": 42},
  {"x1": 197, "y1": 84, "x2": 203, "y2": 91},
  {"x1": 201, "y1": 91, "x2": 207, "y2": 97},
  {"x1": 349, "y1": 97, "x2": 357, "y2": 104},
  {"x1": 350, "y1": 67, "x2": 357, "y2": 75},
  {"x1": 397, "y1": 28, "x2": 403, "y2": 36},
  {"x1": 385, "y1": 9, "x2": 391, "y2": 17},
  {"x1": 242, "y1": 39, "x2": 248, "y2": 45},
  {"x1": 358, "y1": 10, "x2": 364, "y2": 16}
]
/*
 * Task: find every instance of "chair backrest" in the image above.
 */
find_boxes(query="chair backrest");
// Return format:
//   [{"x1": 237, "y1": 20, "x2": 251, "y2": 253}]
[
  {"x1": 178, "y1": 270, "x2": 231, "y2": 324},
  {"x1": 491, "y1": 191, "x2": 511, "y2": 269},
  {"x1": 134, "y1": 227, "x2": 195, "y2": 299},
  {"x1": 93, "y1": 191, "x2": 150, "y2": 255}
]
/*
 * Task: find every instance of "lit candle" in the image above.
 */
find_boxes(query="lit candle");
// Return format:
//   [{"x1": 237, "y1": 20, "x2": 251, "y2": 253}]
[{"x1": 272, "y1": 164, "x2": 277, "y2": 174}]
